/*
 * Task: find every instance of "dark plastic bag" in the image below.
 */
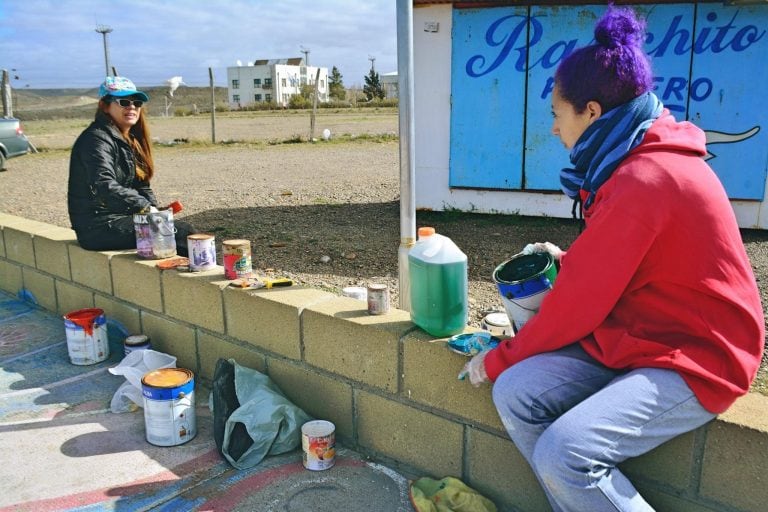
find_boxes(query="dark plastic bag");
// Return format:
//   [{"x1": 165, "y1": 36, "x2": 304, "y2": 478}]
[{"x1": 210, "y1": 358, "x2": 311, "y2": 469}]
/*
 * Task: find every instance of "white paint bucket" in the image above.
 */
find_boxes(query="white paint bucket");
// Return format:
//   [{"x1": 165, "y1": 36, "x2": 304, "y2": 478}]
[
  {"x1": 141, "y1": 368, "x2": 196, "y2": 447},
  {"x1": 493, "y1": 253, "x2": 558, "y2": 332},
  {"x1": 134, "y1": 211, "x2": 177, "y2": 259},
  {"x1": 63, "y1": 308, "x2": 110, "y2": 365},
  {"x1": 301, "y1": 420, "x2": 336, "y2": 470}
]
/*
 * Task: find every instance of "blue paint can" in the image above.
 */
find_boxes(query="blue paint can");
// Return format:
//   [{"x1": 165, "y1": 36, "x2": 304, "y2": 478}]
[{"x1": 493, "y1": 253, "x2": 557, "y2": 332}]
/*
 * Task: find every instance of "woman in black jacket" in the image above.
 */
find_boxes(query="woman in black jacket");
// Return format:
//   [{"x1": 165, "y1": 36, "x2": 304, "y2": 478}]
[{"x1": 68, "y1": 76, "x2": 195, "y2": 256}]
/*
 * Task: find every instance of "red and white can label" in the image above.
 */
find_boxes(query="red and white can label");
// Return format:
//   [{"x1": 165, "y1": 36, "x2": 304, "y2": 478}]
[{"x1": 301, "y1": 420, "x2": 336, "y2": 471}]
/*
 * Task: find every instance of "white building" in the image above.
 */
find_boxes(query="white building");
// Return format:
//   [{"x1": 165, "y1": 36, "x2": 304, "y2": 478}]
[
  {"x1": 226, "y1": 57, "x2": 329, "y2": 108},
  {"x1": 380, "y1": 72, "x2": 398, "y2": 99}
]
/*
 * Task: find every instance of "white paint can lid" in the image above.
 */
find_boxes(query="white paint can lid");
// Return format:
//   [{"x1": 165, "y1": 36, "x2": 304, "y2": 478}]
[
  {"x1": 342, "y1": 286, "x2": 367, "y2": 301},
  {"x1": 484, "y1": 312, "x2": 510, "y2": 327},
  {"x1": 302, "y1": 420, "x2": 335, "y2": 437}
]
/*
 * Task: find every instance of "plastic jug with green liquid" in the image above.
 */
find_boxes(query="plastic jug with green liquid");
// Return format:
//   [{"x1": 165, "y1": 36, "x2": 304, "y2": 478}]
[{"x1": 408, "y1": 227, "x2": 468, "y2": 337}]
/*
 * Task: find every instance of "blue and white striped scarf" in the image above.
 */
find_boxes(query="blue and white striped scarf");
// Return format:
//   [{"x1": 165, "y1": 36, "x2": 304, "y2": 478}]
[{"x1": 560, "y1": 92, "x2": 664, "y2": 211}]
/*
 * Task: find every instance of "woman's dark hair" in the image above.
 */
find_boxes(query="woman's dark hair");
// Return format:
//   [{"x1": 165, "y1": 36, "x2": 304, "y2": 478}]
[{"x1": 555, "y1": 6, "x2": 653, "y2": 113}]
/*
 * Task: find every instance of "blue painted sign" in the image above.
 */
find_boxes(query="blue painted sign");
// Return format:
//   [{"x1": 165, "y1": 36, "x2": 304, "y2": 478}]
[{"x1": 450, "y1": 4, "x2": 768, "y2": 200}]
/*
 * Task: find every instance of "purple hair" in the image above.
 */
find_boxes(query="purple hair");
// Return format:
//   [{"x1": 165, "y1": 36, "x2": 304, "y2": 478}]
[{"x1": 555, "y1": 6, "x2": 653, "y2": 113}]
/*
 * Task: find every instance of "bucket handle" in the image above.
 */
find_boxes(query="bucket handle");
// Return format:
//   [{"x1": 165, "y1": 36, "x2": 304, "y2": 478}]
[
  {"x1": 422, "y1": 236, "x2": 443, "y2": 258},
  {"x1": 153, "y1": 217, "x2": 177, "y2": 236},
  {"x1": 506, "y1": 299, "x2": 539, "y2": 313}
]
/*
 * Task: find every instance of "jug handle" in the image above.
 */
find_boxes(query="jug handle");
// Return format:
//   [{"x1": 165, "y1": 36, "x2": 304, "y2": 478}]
[{"x1": 422, "y1": 236, "x2": 443, "y2": 259}]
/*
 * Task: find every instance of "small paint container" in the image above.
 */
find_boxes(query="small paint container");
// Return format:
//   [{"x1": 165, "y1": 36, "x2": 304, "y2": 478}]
[
  {"x1": 301, "y1": 420, "x2": 336, "y2": 471},
  {"x1": 141, "y1": 368, "x2": 197, "y2": 447},
  {"x1": 481, "y1": 312, "x2": 514, "y2": 337},
  {"x1": 124, "y1": 334, "x2": 151, "y2": 356},
  {"x1": 188, "y1": 233, "x2": 217, "y2": 272},
  {"x1": 367, "y1": 283, "x2": 390, "y2": 315},
  {"x1": 63, "y1": 308, "x2": 110, "y2": 365},
  {"x1": 223, "y1": 239, "x2": 252, "y2": 280},
  {"x1": 342, "y1": 286, "x2": 367, "y2": 301}
]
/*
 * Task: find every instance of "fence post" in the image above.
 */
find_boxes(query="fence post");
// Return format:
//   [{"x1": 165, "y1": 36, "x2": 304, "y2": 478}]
[
  {"x1": 209, "y1": 67, "x2": 216, "y2": 144},
  {"x1": 309, "y1": 68, "x2": 321, "y2": 141}
]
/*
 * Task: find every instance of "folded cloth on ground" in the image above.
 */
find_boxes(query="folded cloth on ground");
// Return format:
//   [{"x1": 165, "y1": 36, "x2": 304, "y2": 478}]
[{"x1": 409, "y1": 476, "x2": 497, "y2": 512}]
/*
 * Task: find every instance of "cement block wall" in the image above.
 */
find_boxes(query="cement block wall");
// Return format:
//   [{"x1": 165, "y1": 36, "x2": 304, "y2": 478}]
[{"x1": 1, "y1": 212, "x2": 766, "y2": 512}]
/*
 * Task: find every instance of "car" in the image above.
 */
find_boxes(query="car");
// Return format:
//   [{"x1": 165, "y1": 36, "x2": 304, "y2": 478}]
[{"x1": 0, "y1": 117, "x2": 31, "y2": 170}]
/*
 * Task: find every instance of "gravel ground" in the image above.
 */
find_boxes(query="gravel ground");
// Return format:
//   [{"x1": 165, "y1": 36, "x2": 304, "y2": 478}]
[{"x1": 2, "y1": 111, "x2": 766, "y2": 390}]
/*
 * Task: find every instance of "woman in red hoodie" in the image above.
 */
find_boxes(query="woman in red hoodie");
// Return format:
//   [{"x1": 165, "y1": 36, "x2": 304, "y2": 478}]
[{"x1": 462, "y1": 6, "x2": 764, "y2": 511}]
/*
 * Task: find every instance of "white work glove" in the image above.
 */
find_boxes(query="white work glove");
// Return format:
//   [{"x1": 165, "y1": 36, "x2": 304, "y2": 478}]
[
  {"x1": 521, "y1": 241, "x2": 563, "y2": 262},
  {"x1": 459, "y1": 349, "x2": 490, "y2": 387},
  {"x1": 149, "y1": 206, "x2": 159, "y2": 213}
]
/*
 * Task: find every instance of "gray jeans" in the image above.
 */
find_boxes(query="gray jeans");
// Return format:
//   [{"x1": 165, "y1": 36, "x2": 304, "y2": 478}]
[{"x1": 491, "y1": 343, "x2": 716, "y2": 511}]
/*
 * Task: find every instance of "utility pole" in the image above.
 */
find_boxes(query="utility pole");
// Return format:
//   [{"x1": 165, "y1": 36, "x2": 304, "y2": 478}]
[
  {"x1": 300, "y1": 46, "x2": 310, "y2": 66},
  {"x1": 95, "y1": 25, "x2": 113, "y2": 77},
  {"x1": 368, "y1": 55, "x2": 376, "y2": 72}
]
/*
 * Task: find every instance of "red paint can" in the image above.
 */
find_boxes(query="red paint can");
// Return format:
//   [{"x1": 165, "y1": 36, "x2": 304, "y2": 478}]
[{"x1": 223, "y1": 239, "x2": 252, "y2": 280}]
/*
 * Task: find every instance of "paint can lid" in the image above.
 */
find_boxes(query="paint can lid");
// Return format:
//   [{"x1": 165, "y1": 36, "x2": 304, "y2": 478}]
[
  {"x1": 188, "y1": 233, "x2": 214, "y2": 241},
  {"x1": 483, "y1": 312, "x2": 510, "y2": 328},
  {"x1": 125, "y1": 334, "x2": 150, "y2": 346},
  {"x1": 302, "y1": 420, "x2": 335, "y2": 437},
  {"x1": 342, "y1": 286, "x2": 367, "y2": 300},
  {"x1": 142, "y1": 368, "x2": 194, "y2": 388}
]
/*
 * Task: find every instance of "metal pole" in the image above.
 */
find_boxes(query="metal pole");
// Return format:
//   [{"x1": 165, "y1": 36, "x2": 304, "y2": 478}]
[
  {"x1": 2, "y1": 70, "x2": 12, "y2": 118},
  {"x1": 96, "y1": 25, "x2": 113, "y2": 77},
  {"x1": 209, "y1": 67, "x2": 216, "y2": 143},
  {"x1": 310, "y1": 67, "x2": 320, "y2": 141},
  {"x1": 396, "y1": 0, "x2": 416, "y2": 310}
]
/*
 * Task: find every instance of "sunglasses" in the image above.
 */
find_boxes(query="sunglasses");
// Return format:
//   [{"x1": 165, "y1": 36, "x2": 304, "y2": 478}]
[{"x1": 113, "y1": 98, "x2": 144, "y2": 108}]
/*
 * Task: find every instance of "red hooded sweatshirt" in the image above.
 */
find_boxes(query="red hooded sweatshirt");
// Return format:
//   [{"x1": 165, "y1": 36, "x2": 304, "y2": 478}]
[{"x1": 484, "y1": 112, "x2": 765, "y2": 413}]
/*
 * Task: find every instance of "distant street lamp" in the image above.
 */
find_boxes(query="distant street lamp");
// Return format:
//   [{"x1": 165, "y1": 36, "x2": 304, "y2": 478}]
[{"x1": 95, "y1": 25, "x2": 113, "y2": 77}]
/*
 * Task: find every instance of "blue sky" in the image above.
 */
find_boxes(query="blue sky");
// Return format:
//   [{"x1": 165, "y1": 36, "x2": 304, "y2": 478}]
[{"x1": 0, "y1": 0, "x2": 397, "y2": 89}]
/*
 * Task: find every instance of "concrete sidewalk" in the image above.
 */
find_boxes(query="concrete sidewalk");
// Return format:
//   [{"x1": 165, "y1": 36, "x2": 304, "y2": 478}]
[{"x1": 0, "y1": 290, "x2": 414, "y2": 511}]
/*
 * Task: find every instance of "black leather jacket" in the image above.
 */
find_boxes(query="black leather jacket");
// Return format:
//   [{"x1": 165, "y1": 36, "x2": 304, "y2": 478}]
[{"x1": 67, "y1": 111, "x2": 157, "y2": 233}]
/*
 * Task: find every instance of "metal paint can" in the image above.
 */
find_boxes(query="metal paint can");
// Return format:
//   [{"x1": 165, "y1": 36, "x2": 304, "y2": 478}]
[
  {"x1": 63, "y1": 308, "x2": 110, "y2": 365},
  {"x1": 301, "y1": 420, "x2": 336, "y2": 471},
  {"x1": 141, "y1": 368, "x2": 196, "y2": 447},
  {"x1": 367, "y1": 283, "x2": 390, "y2": 315},
  {"x1": 481, "y1": 312, "x2": 514, "y2": 337},
  {"x1": 223, "y1": 239, "x2": 252, "y2": 280},
  {"x1": 188, "y1": 233, "x2": 217, "y2": 272},
  {"x1": 124, "y1": 334, "x2": 151, "y2": 356}
]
